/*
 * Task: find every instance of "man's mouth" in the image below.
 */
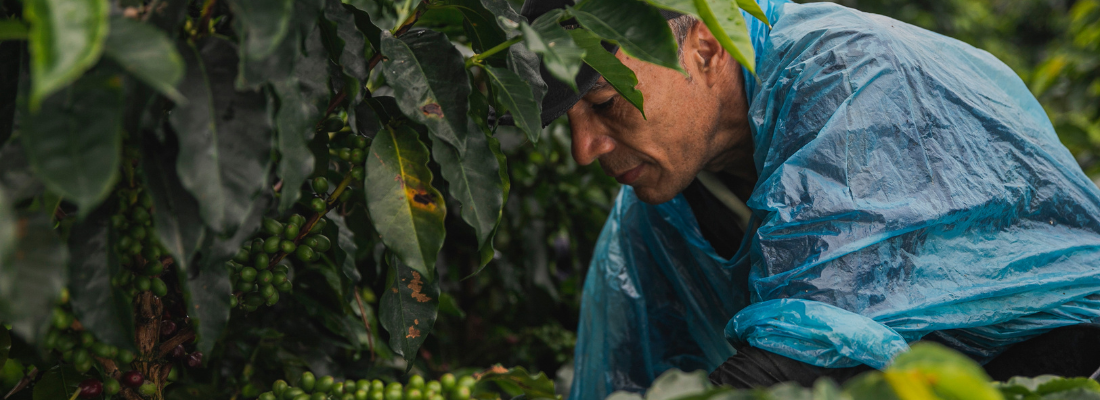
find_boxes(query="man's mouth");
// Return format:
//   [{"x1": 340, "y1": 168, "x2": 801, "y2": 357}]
[{"x1": 613, "y1": 164, "x2": 645, "y2": 185}]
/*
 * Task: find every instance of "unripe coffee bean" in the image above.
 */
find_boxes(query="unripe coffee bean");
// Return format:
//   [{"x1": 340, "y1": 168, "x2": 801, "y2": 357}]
[
  {"x1": 309, "y1": 198, "x2": 326, "y2": 213},
  {"x1": 300, "y1": 371, "x2": 316, "y2": 392},
  {"x1": 264, "y1": 236, "x2": 282, "y2": 254},
  {"x1": 312, "y1": 177, "x2": 330, "y2": 194}
]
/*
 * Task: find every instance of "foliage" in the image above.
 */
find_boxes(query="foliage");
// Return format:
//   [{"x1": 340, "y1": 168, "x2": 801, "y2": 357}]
[
  {"x1": 606, "y1": 343, "x2": 1100, "y2": 400},
  {"x1": 0, "y1": 0, "x2": 763, "y2": 398}
]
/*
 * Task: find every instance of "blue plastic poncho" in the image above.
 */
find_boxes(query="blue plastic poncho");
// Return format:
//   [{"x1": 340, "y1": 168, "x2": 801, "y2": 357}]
[{"x1": 569, "y1": 1, "x2": 1100, "y2": 398}]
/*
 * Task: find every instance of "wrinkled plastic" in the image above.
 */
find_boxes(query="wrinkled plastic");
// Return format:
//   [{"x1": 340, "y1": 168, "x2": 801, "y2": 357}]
[{"x1": 569, "y1": 1, "x2": 1100, "y2": 399}]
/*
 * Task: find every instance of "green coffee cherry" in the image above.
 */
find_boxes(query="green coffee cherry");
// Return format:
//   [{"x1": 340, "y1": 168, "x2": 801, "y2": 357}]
[
  {"x1": 300, "y1": 372, "x2": 316, "y2": 392},
  {"x1": 272, "y1": 272, "x2": 288, "y2": 285},
  {"x1": 131, "y1": 226, "x2": 147, "y2": 241},
  {"x1": 136, "y1": 276, "x2": 152, "y2": 292},
  {"x1": 132, "y1": 207, "x2": 151, "y2": 224},
  {"x1": 370, "y1": 391, "x2": 384, "y2": 400},
  {"x1": 260, "y1": 393, "x2": 277, "y2": 400},
  {"x1": 323, "y1": 116, "x2": 344, "y2": 132},
  {"x1": 260, "y1": 284, "x2": 277, "y2": 299},
  {"x1": 425, "y1": 381, "x2": 441, "y2": 393},
  {"x1": 354, "y1": 389, "x2": 369, "y2": 400},
  {"x1": 339, "y1": 189, "x2": 353, "y2": 203},
  {"x1": 255, "y1": 253, "x2": 270, "y2": 270},
  {"x1": 168, "y1": 365, "x2": 179, "y2": 381},
  {"x1": 257, "y1": 270, "x2": 273, "y2": 285},
  {"x1": 145, "y1": 260, "x2": 164, "y2": 276},
  {"x1": 280, "y1": 240, "x2": 297, "y2": 254},
  {"x1": 351, "y1": 166, "x2": 365, "y2": 181},
  {"x1": 104, "y1": 377, "x2": 121, "y2": 395},
  {"x1": 313, "y1": 177, "x2": 330, "y2": 194},
  {"x1": 309, "y1": 218, "x2": 327, "y2": 234},
  {"x1": 235, "y1": 280, "x2": 255, "y2": 293},
  {"x1": 263, "y1": 218, "x2": 285, "y2": 236},
  {"x1": 289, "y1": 214, "x2": 306, "y2": 226},
  {"x1": 338, "y1": 148, "x2": 352, "y2": 161},
  {"x1": 386, "y1": 382, "x2": 402, "y2": 392},
  {"x1": 117, "y1": 349, "x2": 135, "y2": 364},
  {"x1": 265, "y1": 292, "x2": 280, "y2": 306},
  {"x1": 273, "y1": 380, "x2": 290, "y2": 397},
  {"x1": 295, "y1": 245, "x2": 315, "y2": 262},
  {"x1": 264, "y1": 236, "x2": 283, "y2": 254},
  {"x1": 408, "y1": 375, "x2": 425, "y2": 390},
  {"x1": 230, "y1": 296, "x2": 239, "y2": 308},
  {"x1": 315, "y1": 375, "x2": 335, "y2": 393},
  {"x1": 138, "y1": 381, "x2": 157, "y2": 396},
  {"x1": 151, "y1": 277, "x2": 168, "y2": 297},
  {"x1": 306, "y1": 235, "x2": 331, "y2": 252},
  {"x1": 332, "y1": 381, "x2": 345, "y2": 395},
  {"x1": 384, "y1": 390, "x2": 402, "y2": 400},
  {"x1": 310, "y1": 198, "x2": 327, "y2": 213},
  {"x1": 350, "y1": 148, "x2": 365, "y2": 164},
  {"x1": 234, "y1": 248, "x2": 251, "y2": 263},
  {"x1": 240, "y1": 267, "x2": 258, "y2": 283},
  {"x1": 284, "y1": 224, "x2": 300, "y2": 241},
  {"x1": 405, "y1": 389, "x2": 423, "y2": 400},
  {"x1": 251, "y1": 239, "x2": 266, "y2": 255},
  {"x1": 245, "y1": 293, "x2": 265, "y2": 307},
  {"x1": 142, "y1": 245, "x2": 161, "y2": 261},
  {"x1": 284, "y1": 388, "x2": 306, "y2": 400},
  {"x1": 453, "y1": 387, "x2": 471, "y2": 400},
  {"x1": 457, "y1": 376, "x2": 475, "y2": 390},
  {"x1": 277, "y1": 280, "x2": 293, "y2": 293},
  {"x1": 341, "y1": 393, "x2": 356, "y2": 400},
  {"x1": 310, "y1": 393, "x2": 326, "y2": 400},
  {"x1": 75, "y1": 358, "x2": 92, "y2": 373}
]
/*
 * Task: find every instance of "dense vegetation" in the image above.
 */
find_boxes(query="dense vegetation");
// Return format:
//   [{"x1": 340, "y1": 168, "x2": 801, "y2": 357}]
[{"x1": 0, "y1": 0, "x2": 1098, "y2": 399}]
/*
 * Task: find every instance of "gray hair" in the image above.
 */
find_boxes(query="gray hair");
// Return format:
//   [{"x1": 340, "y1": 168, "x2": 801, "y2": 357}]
[{"x1": 668, "y1": 14, "x2": 700, "y2": 62}]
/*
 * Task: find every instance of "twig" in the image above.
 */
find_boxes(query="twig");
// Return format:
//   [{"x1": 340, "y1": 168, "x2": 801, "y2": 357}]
[
  {"x1": 157, "y1": 327, "x2": 196, "y2": 358},
  {"x1": 353, "y1": 288, "x2": 376, "y2": 361},
  {"x1": 3, "y1": 366, "x2": 37, "y2": 399}
]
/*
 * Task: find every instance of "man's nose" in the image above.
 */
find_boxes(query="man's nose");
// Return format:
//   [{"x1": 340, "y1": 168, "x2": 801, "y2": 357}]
[{"x1": 568, "y1": 115, "x2": 615, "y2": 166}]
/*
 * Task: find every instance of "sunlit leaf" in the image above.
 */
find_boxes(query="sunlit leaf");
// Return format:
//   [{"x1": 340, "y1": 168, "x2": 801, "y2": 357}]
[
  {"x1": 571, "y1": 0, "x2": 682, "y2": 73},
  {"x1": 521, "y1": 9, "x2": 585, "y2": 91},
  {"x1": 170, "y1": 37, "x2": 273, "y2": 235},
  {"x1": 569, "y1": 28, "x2": 645, "y2": 117},
  {"x1": 21, "y1": 67, "x2": 122, "y2": 217},
  {"x1": 644, "y1": 0, "x2": 756, "y2": 73},
  {"x1": 379, "y1": 253, "x2": 439, "y2": 372},
  {"x1": 364, "y1": 125, "x2": 446, "y2": 277},
  {"x1": 735, "y1": 0, "x2": 770, "y2": 26},
  {"x1": 380, "y1": 30, "x2": 471, "y2": 152},
  {"x1": 886, "y1": 342, "x2": 1000, "y2": 400},
  {"x1": 24, "y1": 0, "x2": 109, "y2": 109}
]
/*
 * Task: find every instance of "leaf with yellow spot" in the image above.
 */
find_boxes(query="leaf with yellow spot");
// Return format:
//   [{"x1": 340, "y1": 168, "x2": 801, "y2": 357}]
[
  {"x1": 365, "y1": 124, "x2": 446, "y2": 277},
  {"x1": 379, "y1": 253, "x2": 439, "y2": 372}
]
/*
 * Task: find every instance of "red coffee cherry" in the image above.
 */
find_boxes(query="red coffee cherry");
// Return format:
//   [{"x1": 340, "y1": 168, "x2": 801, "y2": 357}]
[
  {"x1": 121, "y1": 370, "x2": 145, "y2": 388},
  {"x1": 78, "y1": 379, "x2": 103, "y2": 398}
]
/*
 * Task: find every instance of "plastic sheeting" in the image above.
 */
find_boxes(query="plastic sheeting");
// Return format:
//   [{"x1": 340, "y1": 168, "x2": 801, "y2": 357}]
[{"x1": 569, "y1": 1, "x2": 1100, "y2": 399}]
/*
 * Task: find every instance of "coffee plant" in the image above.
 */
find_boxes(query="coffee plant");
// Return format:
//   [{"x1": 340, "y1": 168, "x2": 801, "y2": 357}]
[{"x1": 0, "y1": 0, "x2": 771, "y2": 396}]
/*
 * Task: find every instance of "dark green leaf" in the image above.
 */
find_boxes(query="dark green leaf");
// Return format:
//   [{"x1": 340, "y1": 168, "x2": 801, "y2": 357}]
[
  {"x1": 433, "y1": 0, "x2": 521, "y2": 54},
  {"x1": 142, "y1": 129, "x2": 206, "y2": 293},
  {"x1": 21, "y1": 66, "x2": 122, "y2": 217},
  {"x1": 0, "y1": 19, "x2": 27, "y2": 40},
  {"x1": 320, "y1": 0, "x2": 369, "y2": 100},
  {"x1": 484, "y1": 66, "x2": 541, "y2": 142},
  {"x1": 0, "y1": 41, "x2": 21, "y2": 147},
  {"x1": 364, "y1": 125, "x2": 446, "y2": 277},
  {"x1": 170, "y1": 37, "x2": 274, "y2": 235},
  {"x1": 235, "y1": 0, "x2": 321, "y2": 89},
  {"x1": 467, "y1": 89, "x2": 508, "y2": 270},
  {"x1": 294, "y1": 292, "x2": 365, "y2": 350},
  {"x1": 506, "y1": 44, "x2": 547, "y2": 110},
  {"x1": 325, "y1": 212, "x2": 361, "y2": 299},
  {"x1": 643, "y1": 0, "x2": 756, "y2": 73},
  {"x1": 343, "y1": 0, "x2": 398, "y2": 32},
  {"x1": 146, "y1": 0, "x2": 191, "y2": 39},
  {"x1": 735, "y1": 0, "x2": 769, "y2": 26},
  {"x1": 430, "y1": 126, "x2": 503, "y2": 254},
  {"x1": 572, "y1": 0, "x2": 682, "y2": 73},
  {"x1": 1041, "y1": 389, "x2": 1100, "y2": 400},
  {"x1": 186, "y1": 194, "x2": 270, "y2": 355},
  {"x1": 227, "y1": 0, "x2": 294, "y2": 61},
  {"x1": 0, "y1": 142, "x2": 43, "y2": 202},
  {"x1": 0, "y1": 212, "x2": 68, "y2": 343},
  {"x1": 380, "y1": 29, "x2": 471, "y2": 152},
  {"x1": 476, "y1": 366, "x2": 558, "y2": 400},
  {"x1": 379, "y1": 253, "x2": 438, "y2": 371},
  {"x1": 1036, "y1": 378, "x2": 1100, "y2": 395},
  {"x1": 352, "y1": 100, "x2": 382, "y2": 139},
  {"x1": 23, "y1": 0, "x2": 108, "y2": 108},
  {"x1": 0, "y1": 325, "x2": 9, "y2": 368},
  {"x1": 344, "y1": 4, "x2": 383, "y2": 54},
  {"x1": 274, "y1": 24, "x2": 331, "y2": 212},
  {"x1": 104, "y1": 16, "x2": 185, "y2": 103},
  {"x1": 31, "y1": 365, "x2": 80, "y2": 400},
  {"x1": 569, "y1": 29, "x2": 644, "y2": 117},
  {"x1": 67, "y1": 205, "x2": 136, "y2": 352},
  {"x1": 521, "y1": 9, "x2": 586, "y2": 91}
]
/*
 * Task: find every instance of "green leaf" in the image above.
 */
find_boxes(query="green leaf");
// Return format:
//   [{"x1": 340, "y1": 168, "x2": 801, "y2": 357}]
[
  {"x1": 170, "y1": 37, "x2": 274, "y2": 235},
  {"x1": 484, "y1": 66, "x2": 541, "y2": 143},
  {"x1": 380, "y1": 30, "x2": 471, "y2": 153},
  {"x1": 429, "y1": 125, "x2": 504, "y2": 254},
  {"x1": 644, "y1": 370, "x2": 712, "y2": 400},
  {"x1": 320, "y1": 0, "x2": 370, "y2": 99},
  {"x1": 342, "y1": 0, "x2": 398, "y2": 32},
  {"x1": 344, "y1": 3, "x2": 383, "y2": 53},
  {"x1": 326, "y1": 212, "x2": 361, "y2": 299},
  {"x1": 379, "y1": 253, "x2": 439, "y2": 371},
  {"x1": 571, "y1": 0, "x2": 682, "y2": 73},
  {"x1": 0, "y1": 212, "x2": 68, "y2": 343},
  {"x1": 569, "y1": 28, "x2": 645, "y2": 117},
  {"x1": 103, "y1": 16, "x2": 185, "y2": 103},
  {"x1": 32, "y1": 365, "x2": 80, "y2": 400},
  {"x1": 735, "y1": 0, "x2": 769, "y2": 26},
  {"x1": 352, "y1": 100, "x2": 382, "y2": 139},
  {"x1": 643, "y1": 0, "x2": 756, "y2": 74},
  {"x1": 521, "y1": 9, "x2": 586, "y2": 91},
  {"x1": 142, "y1": 130, "x2": 206, "y2": 298},
  {"x1": 235, "y1": 0, "x2": 322, "y2": 89},
  {"x1": 433, "y1": 0, "x2": 521, "y2": 54},
  {"x1": 887, "y1": 342, "x2": 1000, "y2": 400},
  {"x1": 0, "y1": 142, "x2": 43, "y2": 202},
  {"x1": 226, "y1": 0, "x2": 295, "y2": 61},
  {"x1": 274, "y1": 24, "x2": 331, "y2": 212},
  {"x1": 67, "y1": 205, "x2": 136, "y2": 352},
  {"x1": 364, "y1": 125, "x2": 446, "y2": 277},
  {"x1": 0, "y1": 19, "x2": 27, "y2": 40},
  {"x1": 842, "y1": 372, "x2": 901, "y2": 400},
  {"x1": 0, "y1": 41, "x2": 21, "y2": 147},
  {"x1": 475, "y1": 366, "x2": 559, "y2": 400},
  {"x1": 1035, "y1": 377, "x2": 1100, "y2": 396},
  {"x1": 21, "y1": 66, "x2": 122, "y2": 218},
  {"x1": 467, "y1": 89, "x2": 508, "y2": 270},
  {"x1": 506, "y1": 44, "x2": 547, "y2": 110},
  {"x1": 23, "y1": 0, "x2": 109, "y2": 109}
]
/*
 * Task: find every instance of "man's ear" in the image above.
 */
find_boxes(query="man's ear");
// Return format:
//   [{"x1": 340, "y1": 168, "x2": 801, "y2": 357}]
[{"x1": 686, "y1": 22, "x2": 728, "y2": 87}]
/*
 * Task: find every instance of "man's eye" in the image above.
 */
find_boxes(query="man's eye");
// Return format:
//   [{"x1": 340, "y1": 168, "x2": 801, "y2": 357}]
[{"x1": 592, "y1": 96, "x2": 616, "y2": 112}]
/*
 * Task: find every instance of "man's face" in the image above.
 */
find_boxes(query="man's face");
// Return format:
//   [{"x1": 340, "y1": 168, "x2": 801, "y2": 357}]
[{"x1": 565, "y1": 47, "x2": 741, "y2": 204}]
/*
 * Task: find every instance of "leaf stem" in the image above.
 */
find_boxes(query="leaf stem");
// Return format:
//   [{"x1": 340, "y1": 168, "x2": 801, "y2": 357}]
[
  {"x1": 327, "y1": 172, "x2": 356, "y2": 207},
  {"x1": 466, "y1": 36, "x2": 524, "y2": 68}
]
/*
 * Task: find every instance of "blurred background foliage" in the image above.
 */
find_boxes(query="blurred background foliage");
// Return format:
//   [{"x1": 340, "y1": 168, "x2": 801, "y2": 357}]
[{"x1": 417, "y1": 0, "x2": 1100, "y2": 392}]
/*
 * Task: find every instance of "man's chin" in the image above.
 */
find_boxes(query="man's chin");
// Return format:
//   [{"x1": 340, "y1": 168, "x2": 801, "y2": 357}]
[{"x1": 630, "y1": 185, "x2": 679, "y2": 205}]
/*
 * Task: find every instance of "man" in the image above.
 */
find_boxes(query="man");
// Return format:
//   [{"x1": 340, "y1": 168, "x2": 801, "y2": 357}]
[{"x1": 510, "y1": 0, "x2": 1100, "y2": 398}]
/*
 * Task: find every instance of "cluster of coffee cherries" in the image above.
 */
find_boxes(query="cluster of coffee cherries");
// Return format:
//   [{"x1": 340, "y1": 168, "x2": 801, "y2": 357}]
[
  {"x1": 109, "y1": 188, "x2": 172, "y2": 299},
  {"x1": 42, "y1": 301, "x2": 134, "y2": 375},
  {"x1": 75, "y1": 367, "x2": 180, "y2": 399},
  {"x1": 259, "y1": 372, "x2": 475, "y2": 400},
  {"x1": 228, "y1": 213, "x2": 333, "y2": 311}
]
